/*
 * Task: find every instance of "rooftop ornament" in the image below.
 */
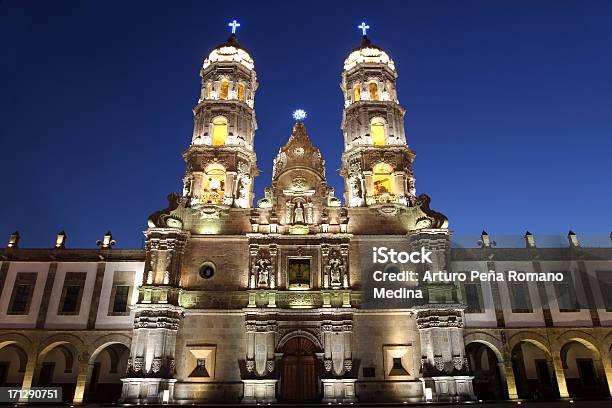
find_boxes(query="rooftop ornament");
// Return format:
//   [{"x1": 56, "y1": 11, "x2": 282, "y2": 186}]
[
  {"x1": 228, "y1": 19, "x2": 240, "y2": 34},
  {"x1": 292, "y1": 109, "x2": 307, "y2": 122},
  {"x1": 358, "y1": 21, "x2": 370, "y2": 36}
]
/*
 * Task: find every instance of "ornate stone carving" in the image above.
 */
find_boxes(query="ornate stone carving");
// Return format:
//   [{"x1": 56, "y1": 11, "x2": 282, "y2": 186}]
[
  {"x1": 266, "y1": 360, "x2": 275, "y2": 373},
  {"x1": 324, "y1": 359, "x2": 332, "y2": 372},
  {"x1": 246, "y1": 360, "x2": 255, "y2": 372},
  {"x1": 343, "y1": 359, "x2": 353, "y2": 372},
  {"x1": 151, "y1": 357, "x2": 162, "y2": 373},
  {"x1": 433, "y1": 356, "x2": 444, "y2": 371},
  {"x1": 133, "y1": 356, "x2": 144, "y2": 372}
]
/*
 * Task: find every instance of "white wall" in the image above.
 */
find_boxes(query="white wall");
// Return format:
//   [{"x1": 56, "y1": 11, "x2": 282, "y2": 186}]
[{"x1": 0, "y1": 262, "x2": 49, "y2": 328}]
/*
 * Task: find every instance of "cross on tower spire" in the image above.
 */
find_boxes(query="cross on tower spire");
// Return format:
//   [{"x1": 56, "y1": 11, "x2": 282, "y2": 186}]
[
  {"x1": 358, "y1": 22, "x2": 370, "y2": 36},
  {"x1": 228, "y1": 19, "x2": 241, "y2": 34}
]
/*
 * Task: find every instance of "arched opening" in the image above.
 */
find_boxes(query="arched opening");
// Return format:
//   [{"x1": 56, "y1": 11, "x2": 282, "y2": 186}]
[
  {"x1": 206, "y1": 82, "x2": 212, "y2": 99},
  {"x1": 211, "y1": 116, "x2": 228, "y2": 146},
  {"x1": 280, "y1": 336, "x2": 318, "y2": 402},
  {"x1": 352, "y1": 84, "x2": 361, "y2": 102},
  {"x1": 561, "y1": 340, "x2": 607, "y2": 398},
  {"x1": 237, "y1": 83, "x2": 245, "y2": 101},
  {"x1": 368, "y1": 81, "x2": 379, "y2": 101},
  {"x1": 36, "y1": 343, "x2": 78, "y2": 402},
  {"x1": 370, "y1": 117, "x2": 386, "y2": 146},
  {"x1": 372, "y1": 162, "x2": 394, "y2": 203},
  {"x1": 202, "y1": 163, "x2": 226, "y2": 204},
  {"x1": 86, "y1": 343, "x2": 130, "y2": 403},
  {"x1": 466, "y1": 342, "x2": 504, "y2": 400},
  {"x1": 511, "y1": 341, "x2": 557, "y2": 400},
  {"x1": 0, "y1": 344, "x2": 27, "y2": 387},
  {"x1": 219, "y1": 79, "x2": 229, "y2": 100}
]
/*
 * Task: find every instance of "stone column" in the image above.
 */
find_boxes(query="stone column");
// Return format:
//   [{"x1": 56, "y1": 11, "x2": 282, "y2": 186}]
[
  {"x1": 72, "y1": 353, "x2": 92, "y2": 404},
  {"x1": 242, "y1": 319, "x2": 278, "y2": 404},
  {"x1": 19, "y1": 347, "x2": 38, "y2": 403},
  {"x1": 121, "y1": 228, "x2": 188, "y2": 404},
  {"x1": 502, "y1": 360, "x2": 518, "y2": 399},
  {"x1": 551, "y1": 353, "x2": 569, "y2": 398}
]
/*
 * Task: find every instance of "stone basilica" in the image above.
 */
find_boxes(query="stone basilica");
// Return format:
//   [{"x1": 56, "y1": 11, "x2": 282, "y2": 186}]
[{"x1": 0, "y1": 27, "x2": 611, "y2": 405}]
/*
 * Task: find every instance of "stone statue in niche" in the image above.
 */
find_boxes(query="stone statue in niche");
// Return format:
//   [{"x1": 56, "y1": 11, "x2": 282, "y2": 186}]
[
  {"x1": 328, "y1": 255, "x2": 344, "y2": 286},
  {"x1": 254, "y1": 258, "x2": 272, "y2": 286},
  {"x1": 294, "y1": 202, "x2": 305, "y2": 224}
]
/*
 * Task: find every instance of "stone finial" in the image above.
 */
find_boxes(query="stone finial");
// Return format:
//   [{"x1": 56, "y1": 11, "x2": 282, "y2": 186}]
[
  {"x1": 478, "y1": 230, "x2": 495, "y2": 248},
  {"x1": 7, "y1": 231, "x2": 20, "y2": 248},
  {"x1": 96, "y1": 231, "x2": 116, "y2": 249},
  {"x1": 567, "y1": 230, "x2": 579, "y2": 247},
  {"x1": 55, "y1": 230, "x2": 66, "y2": 249},
  {"x1": 525, "y1": 231, "x2": 536, "y2": 248},
  {"x1": 479, "y1": 230, "x2": 491, "y2": 248}
]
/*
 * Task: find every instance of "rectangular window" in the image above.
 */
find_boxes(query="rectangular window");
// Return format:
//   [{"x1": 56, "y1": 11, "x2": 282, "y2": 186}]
[
  {"x1": 509, "y1": 281, "x2": 532, "y2": 313},
  {"x1": 58, "y1": 272, "x2": 86, "y2": 315},
  {"x1": 554, "y1": 271, "x2": 578, "y2": 312},
  {"x1": 464, "y1": 282, "x2": 483, "y2": 313},
  {"x1": 8, "y1": 272, "x2": 37, "y2": 315},
  {"x1": 596, "y1": 271, "x2": 612, "y2": 311},
  {"x1": 61, "y1": 286, "x2": 81, "y2": 314},
  {"x1": 112, "y1": 285, "x2": 130, "y2": 313},
  {"x1": 10, "y1": 285, "x2": 32, "y2": 314}
]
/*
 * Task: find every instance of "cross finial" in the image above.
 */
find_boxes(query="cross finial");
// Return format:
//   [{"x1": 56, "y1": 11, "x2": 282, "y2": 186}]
[
  {"x1": 358, "y1": 22, "x2": 370, "y2": 36},
  {"x1": 293, "y1": 109, "x2": 307, "y2": 122},
  {"x1": 228, "y1": 20, "x2": 241, "y2": 34}
]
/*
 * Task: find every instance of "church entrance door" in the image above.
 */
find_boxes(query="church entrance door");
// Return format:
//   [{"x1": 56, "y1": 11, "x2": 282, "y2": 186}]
[{"x1": 281, "y1": 337, "x2": 318, "y2": 401}]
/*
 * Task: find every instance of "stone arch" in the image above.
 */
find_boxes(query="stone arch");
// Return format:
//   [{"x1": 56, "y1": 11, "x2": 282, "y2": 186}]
[
  {"x1": 0, "y1": 332, "x2": 33, "y2": 351},
  {"x1": 464, "y1": 332, "x2": 504, "y2": 362},
  {"x1": 507, "y1": 331, "x2": 551, "y2": 355},
  {"x1": 277, "y1": 330, "x2": 322, "y2": 352},
  {"x1": 555, "y1": 330, "x2": 601, "y2": 356},
  {"x1": 85, "y1": 334, "x2": 131, "y2": 404},
  {"x1": 88, "y1": 333, "x2": 131, "y2": 364},
  {"x1": 38, "y1": 333, "x2": 84, "y2": 359}
]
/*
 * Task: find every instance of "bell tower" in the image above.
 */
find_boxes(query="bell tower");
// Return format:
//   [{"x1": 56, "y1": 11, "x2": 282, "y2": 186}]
[
  {"x1": 340, "y1": 24, "x2": 416, "y2": 207},
  {"x1": 183, "y1": 20, "x2": 259, "y2": 209}
]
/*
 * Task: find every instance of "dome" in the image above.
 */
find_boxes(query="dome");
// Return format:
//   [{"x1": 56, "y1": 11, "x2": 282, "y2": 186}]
[
  {"x1": 203, "y1": 34, "x2": 254, "y2": 71},
  {"x1": 343, "y1": 36, "x2": 395, "y2": 72}
]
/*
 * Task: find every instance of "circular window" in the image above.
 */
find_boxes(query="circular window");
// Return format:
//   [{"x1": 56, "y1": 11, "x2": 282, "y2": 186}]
[{"x1": 199, "y1": 262, "x2": 216, "y2": 279}]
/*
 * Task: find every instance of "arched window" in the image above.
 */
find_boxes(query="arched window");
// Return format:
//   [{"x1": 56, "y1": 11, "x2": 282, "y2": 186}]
[
  {"x1": 370, "y1": 117, "x2": 386, "y2": 146},
  {"x1": 372, "y1": 162, "x2": 393, "y2": 197},
  {"x1": 211, "y1": 116, "x2": 228, "y2": 146},
  {"x1": 368, "y1": 82, "x2": 379, "y2": 101},
  {"x1": 219, "y1": 79, "x2": 229, "y2": 100},
  {"x1": 237, "y1": 83, "x2": 245, "y2": 101},
  {"x1": 206, "y1": 82, "x2": 212, "y2": 98},
  {"x1": 203, "y1": 163, "x2": 226, "y2": 204},
  {"x1": 353, "y1": 84, "x2": 361, "y2": 102}
]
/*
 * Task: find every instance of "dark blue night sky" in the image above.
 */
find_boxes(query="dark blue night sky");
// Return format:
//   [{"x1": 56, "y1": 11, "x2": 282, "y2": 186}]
[{"x1": 1, "y1": 1, "x2": 611, "y2": 248}]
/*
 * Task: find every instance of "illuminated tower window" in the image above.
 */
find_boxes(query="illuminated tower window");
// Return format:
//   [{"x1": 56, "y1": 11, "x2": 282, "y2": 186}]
[
  {"x1": 211, "y1": 116, "x2": 228, "y2": 146},
  {"x1": 219, "y1": 79, "x2": 229, "y2": 100},
  {"x1": 368, "y1": 82, "x2": 379, "y2": 101},
  {"x1": 372, "y1": 162, "x2": 394, "y2": 200},
  {"x1": 353, "y1": 84, "x2": 361, "y2": 102},
  {"x1": 203, "y1": 163, "x2": 226, "y2": 204},
  {"x1": 370, "y1": 117, "x2": 386, "y2": 146},
  {"x1": 237, "y1": 83, "x2": 245, "y2": 101},
  {"x1": 206, "y1": 82, "x2": 212, "y2": 98}
]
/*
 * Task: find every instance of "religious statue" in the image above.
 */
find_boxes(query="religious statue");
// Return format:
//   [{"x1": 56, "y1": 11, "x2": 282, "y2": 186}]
[
  {"x1": 294, "y1": 202, "x2": 305, "y2": 224},
  {"x1": 209, "y1": 176, "x2": 221, "y2": 191},
  {"x1": 328, "y1": 256, "x2": 344, "y2": 285},
  {"x1": 254, "y1": 258, "x2": 271, "y2": 286}
]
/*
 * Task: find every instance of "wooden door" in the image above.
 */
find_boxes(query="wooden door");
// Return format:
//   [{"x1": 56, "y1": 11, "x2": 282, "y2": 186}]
[{"x1": 281, "y1": 337, "x2": 317, "y2": 401}]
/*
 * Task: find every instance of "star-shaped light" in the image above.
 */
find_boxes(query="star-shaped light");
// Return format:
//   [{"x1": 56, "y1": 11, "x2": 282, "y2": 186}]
[{"x1": 292, "y1": 109, "x2": 307, "y2": 121}]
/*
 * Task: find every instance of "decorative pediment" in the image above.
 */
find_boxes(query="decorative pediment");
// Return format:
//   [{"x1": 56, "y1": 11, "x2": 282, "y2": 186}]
[{"x1": 272, "y1": 122, "x2": 325, "y2": 181}]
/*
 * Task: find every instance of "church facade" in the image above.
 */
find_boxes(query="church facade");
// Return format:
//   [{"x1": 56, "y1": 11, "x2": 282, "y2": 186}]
[{"x1": 0, "y1": 31, "x2": 611, "y2": 405}]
